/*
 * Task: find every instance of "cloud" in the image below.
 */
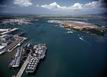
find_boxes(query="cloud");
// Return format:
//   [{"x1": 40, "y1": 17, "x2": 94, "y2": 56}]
[
  {"x1": 39, "y1": 1, "x2": 99, "y2": 11},
  {"x1": 84, "y1": 1, "x2": 98, "y2": 8},
  {"x1": 41, "y1": 2, "x2": 83, "y2": 11},
  {"x1": 72, "y1": 3, "x2": 83, "y2": 9},
  {"x1": 14, "y1": 0, "x2": 32, "y2": 7},
  {"x1": 0, "y1": 4, "x2": 8, "y2": 8},
  {"x1": 41, "y1": 2, "x2": 61, "y2": 9}
]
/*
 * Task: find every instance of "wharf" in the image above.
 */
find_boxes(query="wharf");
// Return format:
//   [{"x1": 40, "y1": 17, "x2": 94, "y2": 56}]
[
  {"x1": 16, "y1": 53, "x2": 31, "y2": 77},
  {"x1": 6, "y1": 36, "x2": 27, "y2": 52},
  {"x1": 1, "y1": 28, "x2": 18, "y2": 35}
]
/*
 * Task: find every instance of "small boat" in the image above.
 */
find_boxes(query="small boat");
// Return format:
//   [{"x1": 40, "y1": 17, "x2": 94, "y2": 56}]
[
  {"x1": 59, "y1": 24, "x2": 64, "y2": 27},
  {"x1": 67, "y1": 31, "x2": 73, "y2": 34},
  {"x1": 79, "y1": 37, "x2": 84, "y2": 40},
  {"x1": 66, "y1": 28, "x2": 71, "y2": 31}
]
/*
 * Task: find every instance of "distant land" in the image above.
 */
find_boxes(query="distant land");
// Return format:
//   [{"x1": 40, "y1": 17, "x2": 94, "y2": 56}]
[
  {"x1": 0, "y1": 13, "x2": 107, "y2": 36},
  {"x1": 0, "y1": 13, "x2": 107, "y2": 18}
]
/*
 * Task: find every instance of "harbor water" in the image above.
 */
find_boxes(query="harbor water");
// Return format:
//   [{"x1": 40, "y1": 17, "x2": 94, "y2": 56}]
[{"x1": 0, "y1": 17, "x2": 107, "y2": 77}]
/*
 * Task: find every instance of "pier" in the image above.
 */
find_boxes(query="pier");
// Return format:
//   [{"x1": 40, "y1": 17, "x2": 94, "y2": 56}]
[
  {"x1": 16, "y1": 53, "x2": 31, "y2": 77},
  {"x1": 6, "y1": 36, "x2": 27, "y2": 52},
  {"x1": 1, "y1": 28, "x2": 18, "y2": 35}
]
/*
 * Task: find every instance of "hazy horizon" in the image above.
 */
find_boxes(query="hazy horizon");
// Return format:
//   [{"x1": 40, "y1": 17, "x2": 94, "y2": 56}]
[{"x1": 0, "y1": 0, "x2": 107, "y2": 15}]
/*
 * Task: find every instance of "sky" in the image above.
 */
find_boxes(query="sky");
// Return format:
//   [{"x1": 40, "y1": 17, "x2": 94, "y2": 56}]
[{"x1": 0, "y1": 0, "x2": 107, "y2": 15}]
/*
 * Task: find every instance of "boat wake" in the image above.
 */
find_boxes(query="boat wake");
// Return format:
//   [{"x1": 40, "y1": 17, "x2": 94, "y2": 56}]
[
  {"x1": 79, "y1": 37, "x2": 84, "y2": 41},
  {"x1": 78, "y1": 36, "x2": 90, "y2": 45}
]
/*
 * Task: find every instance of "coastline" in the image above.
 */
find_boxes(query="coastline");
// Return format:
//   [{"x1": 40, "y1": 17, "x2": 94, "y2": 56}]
[{"x1": 48, "y1": 20, "x2": 107, "y2": 36}]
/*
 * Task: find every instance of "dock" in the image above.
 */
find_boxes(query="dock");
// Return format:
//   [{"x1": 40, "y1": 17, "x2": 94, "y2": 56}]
[
  {"x1": 6, "y1": 36, "x2": 27, "y2": 52},
  {"x1": 13, "y1": 44, "x2": 47, "y2": 77},
  {"x1": 1, "y1": 28, "x2": 18, "y2": 35},
  {"x1": 16, "y1": 53, "x2": 31, "y2": 77}
]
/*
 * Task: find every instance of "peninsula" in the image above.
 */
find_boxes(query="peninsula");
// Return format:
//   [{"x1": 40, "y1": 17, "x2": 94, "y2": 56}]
[{"x1": 48, "y1": 20, "x2": 107, "y2": 36}]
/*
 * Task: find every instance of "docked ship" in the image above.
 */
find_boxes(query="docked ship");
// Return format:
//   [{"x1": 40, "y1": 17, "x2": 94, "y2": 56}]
[
  {"x1": 9, "y1": 47, "x2": 22, "y2": 68},
  {"x1": 0, "y1": 47, "x2": 6, "y2": 55},
  {"x1": 26, "y1": 44, "x2": 47, "y2": 73}
]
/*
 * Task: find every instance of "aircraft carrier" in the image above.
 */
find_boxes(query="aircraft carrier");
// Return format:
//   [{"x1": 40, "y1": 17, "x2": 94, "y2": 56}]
[
  {"x1": 14, "y1": 43, "x2": 47, "y2": 77},
  {"x1": 26, "y1": 44, "x2": 47, "y2": 73}
]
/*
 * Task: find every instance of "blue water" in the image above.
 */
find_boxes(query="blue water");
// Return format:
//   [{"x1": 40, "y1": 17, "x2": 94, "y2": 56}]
[{"x1": 0, "y1": 17, "x2": 107, "y2": 77}]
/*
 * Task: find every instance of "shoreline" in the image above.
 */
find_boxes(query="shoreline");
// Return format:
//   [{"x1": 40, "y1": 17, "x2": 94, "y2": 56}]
[{"x1": 48, "y1": 20, "x2": 107, "y2": 36}]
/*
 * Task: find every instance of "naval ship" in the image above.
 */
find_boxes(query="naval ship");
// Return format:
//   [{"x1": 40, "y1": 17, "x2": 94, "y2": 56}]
[
  {"x1": 9, "y1": 47, "x2": 23, "y2": 68},
  {"x1": 26, "y1": 44, "x2": 47, "y2": 73}
]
